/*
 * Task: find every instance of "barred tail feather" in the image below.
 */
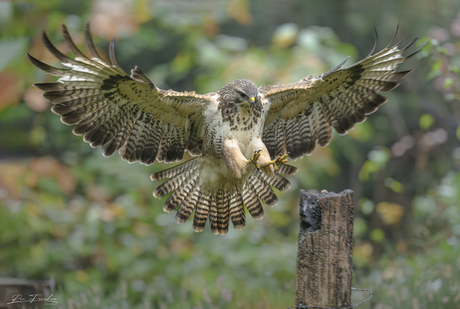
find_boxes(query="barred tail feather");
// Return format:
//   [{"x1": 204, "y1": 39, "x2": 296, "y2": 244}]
[
  {"x1": 163, "y1": 175, "x2": 198, "y2": 213},
  {"x1": 152, "y1": 165, "x2": 198, "y2": 198},
  {"x1": 242, "y1": 184, "x2": 264, "y2": 219},
  {"x1": 214, "y1": 189, "x2": 230, "y2": 235},
  {"x1": 150, "y1": 158, "x2": 200, "y2": 181},
  {"x1": 151, "y1": 159, "x2": 295, "y2": 233},
  {"x1": 176, "y1": 186, "x2": 200, "y2": 223},
  {"x1": 248, "y1": 173, "x2": 278, "y2": 207},
  {"x1": 278, "y1": 163, "x2": 299, "y2": 175},
  {"x1": 193, "y1": 192, "x2": 210, "y2": 232},
  {"x1": 209, "y1": 195, "x2": 219, "y2": 233},
  {"x1": 229, "y1": 192, "x2": 245, "y2": 230},
  {"x1": 257, "y1": 171, "x2": 291, "y2": 192}
]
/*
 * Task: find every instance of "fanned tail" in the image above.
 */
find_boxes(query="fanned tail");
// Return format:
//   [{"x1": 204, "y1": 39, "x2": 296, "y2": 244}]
[
  {"x1": 209, "y1": 189, "x2": 247, "y2": 234},
  {"x1": 151, "y1": 159, "x2": 298, "y2": 234}
]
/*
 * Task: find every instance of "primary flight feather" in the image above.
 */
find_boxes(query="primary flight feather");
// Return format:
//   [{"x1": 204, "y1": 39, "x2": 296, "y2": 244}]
[{"x1": 27, "y1": 24, "x2": 425, "y2": 234}]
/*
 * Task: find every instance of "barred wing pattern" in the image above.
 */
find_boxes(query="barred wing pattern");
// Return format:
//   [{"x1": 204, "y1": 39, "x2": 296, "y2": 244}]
[
  {"x1": 262, "y1": 32, "x2": 426, "y2": 160},
  {"x1": 27, "y1": 24, "x2": 212, "y2": 165}
]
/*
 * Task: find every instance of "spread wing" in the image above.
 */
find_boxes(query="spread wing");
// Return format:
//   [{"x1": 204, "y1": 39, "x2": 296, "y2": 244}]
[
  {"x1": 27, "y1": 24, "x2": 214, "y2": 165},
  {"x1": 262, "y1": 30, "x2": 426, "y2": 160}
]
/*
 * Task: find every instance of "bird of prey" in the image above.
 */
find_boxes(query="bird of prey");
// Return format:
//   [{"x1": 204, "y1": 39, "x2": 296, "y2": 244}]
[{"x1": 27, "y1": 24, "x2": 424, "y2": 234}]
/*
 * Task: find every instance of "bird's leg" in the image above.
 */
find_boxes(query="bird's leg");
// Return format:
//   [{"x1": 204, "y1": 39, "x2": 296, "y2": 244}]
[
  {"x1": 247, "y1": 150, "x2": 262, "y2": 169},
  {"x1": 267, "y1": 153, "x2": 289, "y2": 171}
]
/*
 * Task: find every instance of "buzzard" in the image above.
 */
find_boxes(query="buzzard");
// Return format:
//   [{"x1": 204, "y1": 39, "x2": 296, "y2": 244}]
[{"x1": 27, "y1": 24, "x2": 424, "y2": 234}]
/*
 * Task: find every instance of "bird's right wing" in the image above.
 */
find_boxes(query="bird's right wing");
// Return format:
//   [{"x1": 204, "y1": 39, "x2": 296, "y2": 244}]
[
  {"x1": 261, "y1": 30, "x2": 425, "y2": 160},
  {"x1": 27, "y1": 24, "x2": 215, "y2": 165}
]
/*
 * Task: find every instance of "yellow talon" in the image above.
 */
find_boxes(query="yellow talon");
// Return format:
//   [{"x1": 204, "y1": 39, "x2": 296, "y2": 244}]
[
  {"x1": 268, "y1": 154, "x2": 289, "y2": 171},
  {"x1": 247, "y1": 150, "x2": 261, "y2": 169}
]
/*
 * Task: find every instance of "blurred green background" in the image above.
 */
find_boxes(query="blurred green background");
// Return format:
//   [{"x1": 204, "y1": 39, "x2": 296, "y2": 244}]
[{"x1": 0, "y1": 0, "x2": 459, "y2": 308}]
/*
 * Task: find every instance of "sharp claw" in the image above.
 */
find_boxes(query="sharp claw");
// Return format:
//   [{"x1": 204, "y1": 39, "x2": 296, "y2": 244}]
[
  {"x1": 268, "y1": 153, "x2": 289, "y2": 171},
  {"x1": 248, "y1": 150, "x2": 262, "y2": 169}
]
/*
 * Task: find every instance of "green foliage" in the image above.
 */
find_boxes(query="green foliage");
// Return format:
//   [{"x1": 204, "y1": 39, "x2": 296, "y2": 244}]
[
  {"x1": 0, "y1": 1, "x2": 459, "y2": 308},
  {"x1": 419, "y1": 113, "x2": 434, "y2": 130}
]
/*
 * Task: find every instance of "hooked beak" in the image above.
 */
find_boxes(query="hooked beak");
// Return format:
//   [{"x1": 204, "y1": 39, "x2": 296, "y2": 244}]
[{"x1": 238, "y1": 96, "x2": 256, "y2": 108}]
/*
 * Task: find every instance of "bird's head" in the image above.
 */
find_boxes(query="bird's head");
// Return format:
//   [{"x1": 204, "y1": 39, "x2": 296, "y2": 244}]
[{"x1": 218, "y1": 79, "x2": 259, "y2": 110}]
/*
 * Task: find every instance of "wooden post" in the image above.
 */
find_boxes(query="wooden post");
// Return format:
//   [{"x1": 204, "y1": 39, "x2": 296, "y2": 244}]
[{"x1": 296, "y1": 189, "x2": 354, "y2": 308}]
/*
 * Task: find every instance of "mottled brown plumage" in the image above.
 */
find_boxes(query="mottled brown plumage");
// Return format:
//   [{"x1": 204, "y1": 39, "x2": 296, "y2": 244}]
[{"x1": 28, "y1": 24, "x2": 424, "y2": 234}]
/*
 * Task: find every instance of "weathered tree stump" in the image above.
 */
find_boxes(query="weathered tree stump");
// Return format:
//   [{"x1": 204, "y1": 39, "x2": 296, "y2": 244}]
[{"x1": 296, "y1": 189, "x2": 354, "y2": 308}]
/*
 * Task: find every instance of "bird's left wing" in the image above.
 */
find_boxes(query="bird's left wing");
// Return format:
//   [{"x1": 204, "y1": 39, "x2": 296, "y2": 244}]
[
  {"x1": 261, "y1": 32, "x2": 426, "y2": 160},
  {"x1": 27, "y1": 24, "x2": 214, "y2": 165}
]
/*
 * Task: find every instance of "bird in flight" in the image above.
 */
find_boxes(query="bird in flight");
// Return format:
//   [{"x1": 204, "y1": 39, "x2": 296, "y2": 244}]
[{"x1": 27, "y1": 24, "x2": 424, "y2": 234}]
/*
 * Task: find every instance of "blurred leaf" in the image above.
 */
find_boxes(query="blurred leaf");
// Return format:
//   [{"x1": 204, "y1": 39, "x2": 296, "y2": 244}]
[
  {"x1": 0, "y1": 38, "x2": 27, "y2": 71},
  {"x1": 76, "y1": 270, "x2": 90, "y2": 283},
  {"x1": 347, "y1": 121, "x2": 373, "y2": 141},
  {"x1": 359, "y1": 198, "x2": 375, "y2": 215},
  {"x1": 29, "y1": 125, "x2": 46, "y2": 146},
  {"x1": 419, "y1": 113, "x2": 434, "y2": 130},
  {"x1": 359, "y1": 148, "x2": 391, "y2": 181},
  {"x1": 30, "y1": 157, "x2": 77, "y2": 195},
  {"x1": 353, "y1": 241, "x2": 373, "y2": 266},
  {"x1": 427, "y1": 58, "x2": 442, "y2": 80},
  {"x1": 384, "y1": 177, "x2": 405, "y2": 193},
  {"x1": 23, "y1": 87, "x2": 49, "y2": 112},
  {"x1": 0, "y1": 72, "x2": 22, "y2": 109},
  {"x1": 170, "y1": 51, "x2": 192, "y2": 73},
  {"x1": 135, "y1": 0, "x2": 153, "y2": 24},
  {"x1": 413, "y1": 196, "x2": 437, "y2": 217},
  {"x1": 370, "y1": 228, "x2": 385, "y2": 243},
  {"x1": 272, "y1": 23, "x2": 298, "y2": 48},
  {"x1": 444, "y1": 92, "x2": 459, "y2": 101},
  {"x1": 359, "y1": 160, "x2": 378, "y2": 181},
  {"x1": 368, "y1": 147, "x2": 390, "y2": 165},
  {"x1": 353, "y1": 217, "x2": 368, "y2": 237},
  {"x1": 226, "y1": 0, "x2": 253, "y2": 25},
  {"x1": 443, "y1": 76, "x2": 455, "y2": 90},
  {"x1": 0, "y1": 162, "x2": 28, "y2": 199},
  {"x1": 431, "y1": 60, "x2": 441, "y2": 72},
  {"x1": 376, "y1": 202, "x2": 404, "y2": 225}
]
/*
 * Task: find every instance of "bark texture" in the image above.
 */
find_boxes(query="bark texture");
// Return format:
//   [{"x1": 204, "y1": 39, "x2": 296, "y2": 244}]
[{"x1": 296, "y1": 189, "x2": 354, "y2": 308}]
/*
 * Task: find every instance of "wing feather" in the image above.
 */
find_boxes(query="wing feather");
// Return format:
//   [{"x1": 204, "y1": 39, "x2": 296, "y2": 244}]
[
  {"x1": 28, "y1": 23, "x2": 214, "y2": 165},
  {"x1": 262, "y1": 32, "x2": 426, "y2": 160}
]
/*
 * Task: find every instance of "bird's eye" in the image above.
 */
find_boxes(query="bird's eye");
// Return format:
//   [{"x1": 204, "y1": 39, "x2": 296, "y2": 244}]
[{"x1": 236, "y1": 89, "x2": 248, "y2": 98}]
